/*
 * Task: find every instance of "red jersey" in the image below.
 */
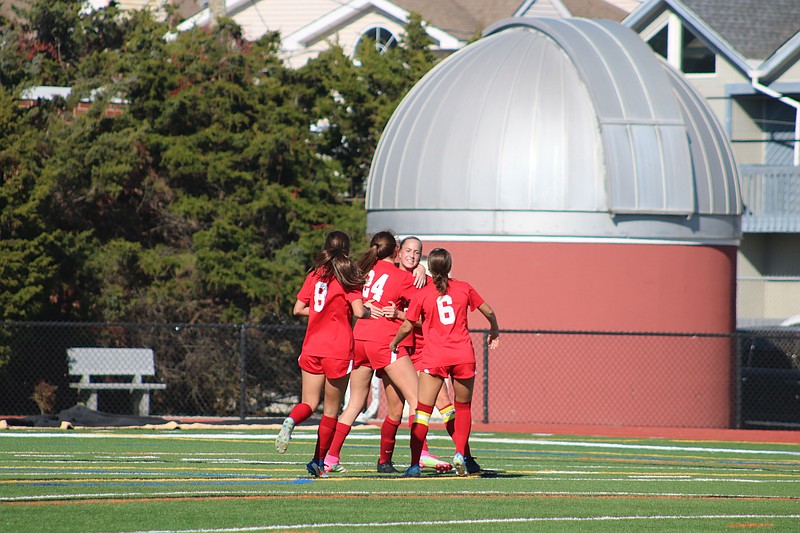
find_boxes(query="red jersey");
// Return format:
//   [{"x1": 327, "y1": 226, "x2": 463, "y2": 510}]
[
  {"x1": 354, "y1": 260, "x2": 418, "y2": 346},
  {"x1": 297, "y1": 270, "x2": 362, "y2": 360},
  {"x1": 405, "y1": 279, "x2": 485, "y2": 367},
  {"x1": 404, "y1": 274, "x2": 431, "y2": 356}
]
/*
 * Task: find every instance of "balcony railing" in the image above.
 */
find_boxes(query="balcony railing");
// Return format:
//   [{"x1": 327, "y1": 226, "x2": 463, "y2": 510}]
[{"x1": 740, "y1": 164, "x2": 800, "y2": 232}]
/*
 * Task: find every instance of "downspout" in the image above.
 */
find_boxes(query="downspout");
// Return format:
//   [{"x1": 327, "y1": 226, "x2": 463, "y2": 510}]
[{"x1": 751, "y1": 76, "x2": 800, "y2": 166}]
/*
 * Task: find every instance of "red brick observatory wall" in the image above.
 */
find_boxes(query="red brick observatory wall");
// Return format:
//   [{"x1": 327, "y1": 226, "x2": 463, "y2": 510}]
[{"x1": 423, "y1": 240, "x2": 737, "y2": 427}]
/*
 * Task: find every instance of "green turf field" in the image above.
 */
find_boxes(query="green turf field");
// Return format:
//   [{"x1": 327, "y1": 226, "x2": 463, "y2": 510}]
[{"x1": 1, "y1": 424, "x2": 798, "y2": 532}]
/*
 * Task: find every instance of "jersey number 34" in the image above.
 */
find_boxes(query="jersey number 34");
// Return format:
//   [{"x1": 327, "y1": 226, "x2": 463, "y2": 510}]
[{"x1": 362, "y1": 271, "x2": 389, "y2": 302}]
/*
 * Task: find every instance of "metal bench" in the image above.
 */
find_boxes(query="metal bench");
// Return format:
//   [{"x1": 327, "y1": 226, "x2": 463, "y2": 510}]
[{"x1": 67, "y1": 348, "x2": 167, "y2": 416}]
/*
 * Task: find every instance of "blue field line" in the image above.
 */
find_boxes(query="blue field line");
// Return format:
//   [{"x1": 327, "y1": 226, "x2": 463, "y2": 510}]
[
  {"x1": 25, "y1": 479, "x2": 313, "y2": 487},
  {"x1": 0, "y1": 467, "x2": 275, "y2": 481}
]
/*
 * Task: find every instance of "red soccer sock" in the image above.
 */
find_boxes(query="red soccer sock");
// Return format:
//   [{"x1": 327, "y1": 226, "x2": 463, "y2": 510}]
[
  {"x1": 410, "y1": 403, "x2": 434, "y2": 467},
  {"x1": 379, "y1": 417, "x2": 401, "y2": 464},
  {"x1": 326, "y1": 422, "x2": 352, "y2": 460},
  {"x1": 408, "y1": 413, "x2": 430, "y2": 454},
  {"x1": 453, "y1": 401, "x2": 472, "y2": 456},
  {"x1": 288, "y1": 403, "x2": 313, "y2": 425},
  {"x1": 445, "y1": 419, "x2": 469, "y2": 455},
  {"x1": 315, "y1": 415, "x2": 338, "y2": 460}
]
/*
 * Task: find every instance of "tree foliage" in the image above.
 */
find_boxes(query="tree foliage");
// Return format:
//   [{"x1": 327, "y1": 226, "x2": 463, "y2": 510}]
[{"x1": 0, "y1": 2, "x2": 440, "y2": 325}]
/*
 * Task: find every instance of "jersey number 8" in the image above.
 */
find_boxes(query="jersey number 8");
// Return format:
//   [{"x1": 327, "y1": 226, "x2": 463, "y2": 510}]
[{"x1": 314, "y1": 281, "x2": 328, "y2": 312}]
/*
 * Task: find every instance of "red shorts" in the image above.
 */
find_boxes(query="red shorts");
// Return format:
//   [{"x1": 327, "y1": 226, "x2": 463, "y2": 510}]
[
  {"x1": 357, "y1": 339, "x2": 407, "y2": 371},
  {"x1": 298, "y1": 353, "x2": 353, "y2": 379},
  {"x1": 407, "y1": 347, "x2": 424, "y2": 371},
  {"x1": 353, "y1": 340, "x2": 373, "y2": 369},
  {"x1": 422, "y1": 362, "x2": 476, "y2": 380}
]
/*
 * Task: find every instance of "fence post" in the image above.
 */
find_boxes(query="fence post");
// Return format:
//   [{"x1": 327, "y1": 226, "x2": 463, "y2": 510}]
[
  {"x1": 734, "y1": 333, "x2": 742, "y2": 428},
  {"x1": 239, "y1": 325, "x2": 247, "y2": 420},
  {"x1": 483, "y1": 331, "x2": 489, "y2": 423}
]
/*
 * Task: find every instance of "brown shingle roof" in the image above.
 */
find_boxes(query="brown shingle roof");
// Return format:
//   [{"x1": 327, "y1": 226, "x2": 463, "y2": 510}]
[
  {"x1": 453, "y1": 0, "x2": 528, "y2": 27},
  {"x1": 392, "y1": 0, "x2": 482, "y2": 40},
  {"x1": 393, "y1": 0, "x2": 629, "y2": 41},
  {"x1": 562, "y1": 0, "x2": 627, "y2": 21},
  {"x1": 393, "y1": 0, "x2": 524, "y2": 41}
]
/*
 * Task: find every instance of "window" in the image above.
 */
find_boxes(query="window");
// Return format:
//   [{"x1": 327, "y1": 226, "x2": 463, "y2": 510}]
[
  {"x1": 681, "y1": 29, "x2": 715, "y2": 74},
  {"x1": 645, "y1": 17, "x2": 715, "y2": 75},
  {"x1": 762, "y1": 99, "x2": 796, "y2": 166},
  {"x1": 649, "y1": 26, "x2": 668, "y2": 60},
  {"x1": 356, "y1": 26, "x2": 398, "y2": 55}
]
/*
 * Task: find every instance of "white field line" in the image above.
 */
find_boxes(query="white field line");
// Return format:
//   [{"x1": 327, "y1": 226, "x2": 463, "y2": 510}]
[
  {"x1": 3, "y1": 477, "x2": 798, "y2": 489},
  {"x1": 2, "y1": 488, "x2": 800, "y2": 503},
  {"x1": 2, "y1": 432, "x2": 799, "y2": 457},
  {"x1": 472, "y1": 437, "x2": 800, "y2": 457},
  {"x1": 3, "y1": 475, "x2": 797, "y2": 495},
  {"x1": 102, "y1": 514, "x2": 800, "y2": 533}
]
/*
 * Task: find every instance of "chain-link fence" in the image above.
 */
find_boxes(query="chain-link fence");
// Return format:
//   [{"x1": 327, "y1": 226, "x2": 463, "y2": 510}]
[
  {"x1": 0, "y1": 322, "x2": 306, "y2": 419},
  {"x1": 1, "y1": 322, "x2": 797, "y2": 430}
]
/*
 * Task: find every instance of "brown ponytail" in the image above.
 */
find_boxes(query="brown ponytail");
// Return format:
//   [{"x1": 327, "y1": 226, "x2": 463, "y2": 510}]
[
  {"x1": 313, "y1": 231, "x2": 364, "y2": 292},
  {"x1": 356, "y1": 230, "x2": 397, "y2": 274},
  {"x1": 427, "y1": 248, "x2": 452, "y2": 295}
]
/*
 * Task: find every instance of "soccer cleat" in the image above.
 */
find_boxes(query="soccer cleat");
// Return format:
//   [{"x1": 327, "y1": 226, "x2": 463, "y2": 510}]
[
  {"x1": 306, "y1": 459, "x2": 328, "y2": 478},
  {"x1": 453, "y1": 452, "x2": 467, "y2": 476},
  {"x1": 324, "y1": 462, "x2": 348, "y2": 474},
  {"x1": 402, "y1": 464, "x2": 421, "y2": 477},
  {"x1": 376, "y1": 460, "x2": 400, "y2": 474},
  {"x1": 275, "y1": 417, "x2": 295, "y2": 454},
  {"x1": 465, "y1": 455, "x2": 481, "y2": 474},
  {"x1": 420, "y1": 453, "x2": 452, "y2": 473}
]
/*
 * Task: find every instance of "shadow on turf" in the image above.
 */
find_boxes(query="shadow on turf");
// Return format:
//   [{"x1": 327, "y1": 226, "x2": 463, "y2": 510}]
[{"x1": 320, "y1": 470, "x2": 519, "y2": 479}]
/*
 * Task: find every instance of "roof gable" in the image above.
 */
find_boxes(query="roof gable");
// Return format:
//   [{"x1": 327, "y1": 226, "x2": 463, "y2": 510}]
[
  {"x1": 625, "y1": 0, "x2": 800, "y2": 79},
  {"x1": 179, "y1": 0, "x2": 466, "y2": 53},
  {"x1": 281, "y1": 0, "x2": 464, "y2": 53},
  {"x1": 682, "y1": 0, "x2": 800, "y2": 61}
]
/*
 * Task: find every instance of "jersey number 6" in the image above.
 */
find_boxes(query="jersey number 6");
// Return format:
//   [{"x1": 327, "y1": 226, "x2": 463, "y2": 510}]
[{"x1": 436, "y1": 295, "x2": 455, "y2": 324}]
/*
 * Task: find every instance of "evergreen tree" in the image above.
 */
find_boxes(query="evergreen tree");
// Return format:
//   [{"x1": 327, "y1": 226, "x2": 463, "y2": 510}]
[{"x1": 0, "y1": 2, "x2": 440, "y2": 324}]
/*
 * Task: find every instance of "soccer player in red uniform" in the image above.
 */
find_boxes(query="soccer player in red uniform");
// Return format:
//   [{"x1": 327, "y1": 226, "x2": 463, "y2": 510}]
[
  {"x1": 337, "y1": 231, "x2": 421, "y2": 474},
  {"x1": 323, "y1": 234, "x2": 438, "y2": 474},
  {"x1": 390, "y1": 247, "x2": 500, "y2": 477},
  {"x1": 389, "y1": 236, "x2": 454, "y2": 472},
  {"x1": 274, "y1": 231, "x2": 370, "y2": 478}
]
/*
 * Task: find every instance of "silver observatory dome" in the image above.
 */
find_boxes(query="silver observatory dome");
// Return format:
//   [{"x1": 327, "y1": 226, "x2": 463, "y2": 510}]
[{"x1": 365, "y1": 17, "x2": 742, "y2": 244}]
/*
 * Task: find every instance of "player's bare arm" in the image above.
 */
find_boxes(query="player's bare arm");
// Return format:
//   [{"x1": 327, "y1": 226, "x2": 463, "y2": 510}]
[
  {"x1": 478, "y1": 302, "x2": 500, "y2": 349},
  {"x1": 351, "y1": 299, "x2": 371, "y2": 319},
  {"x1": 389, "y1": 319, "x2": 414, "y2": 353},
  {"x1": 364, "y1": 299, "x2": 384, "y2": 319},
  {"x1": 412, "y1": 263, "x2": 427, "y2": 288},
  {"x1": 293, "y1": 299, "x2": 310, "y2": 317}
]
